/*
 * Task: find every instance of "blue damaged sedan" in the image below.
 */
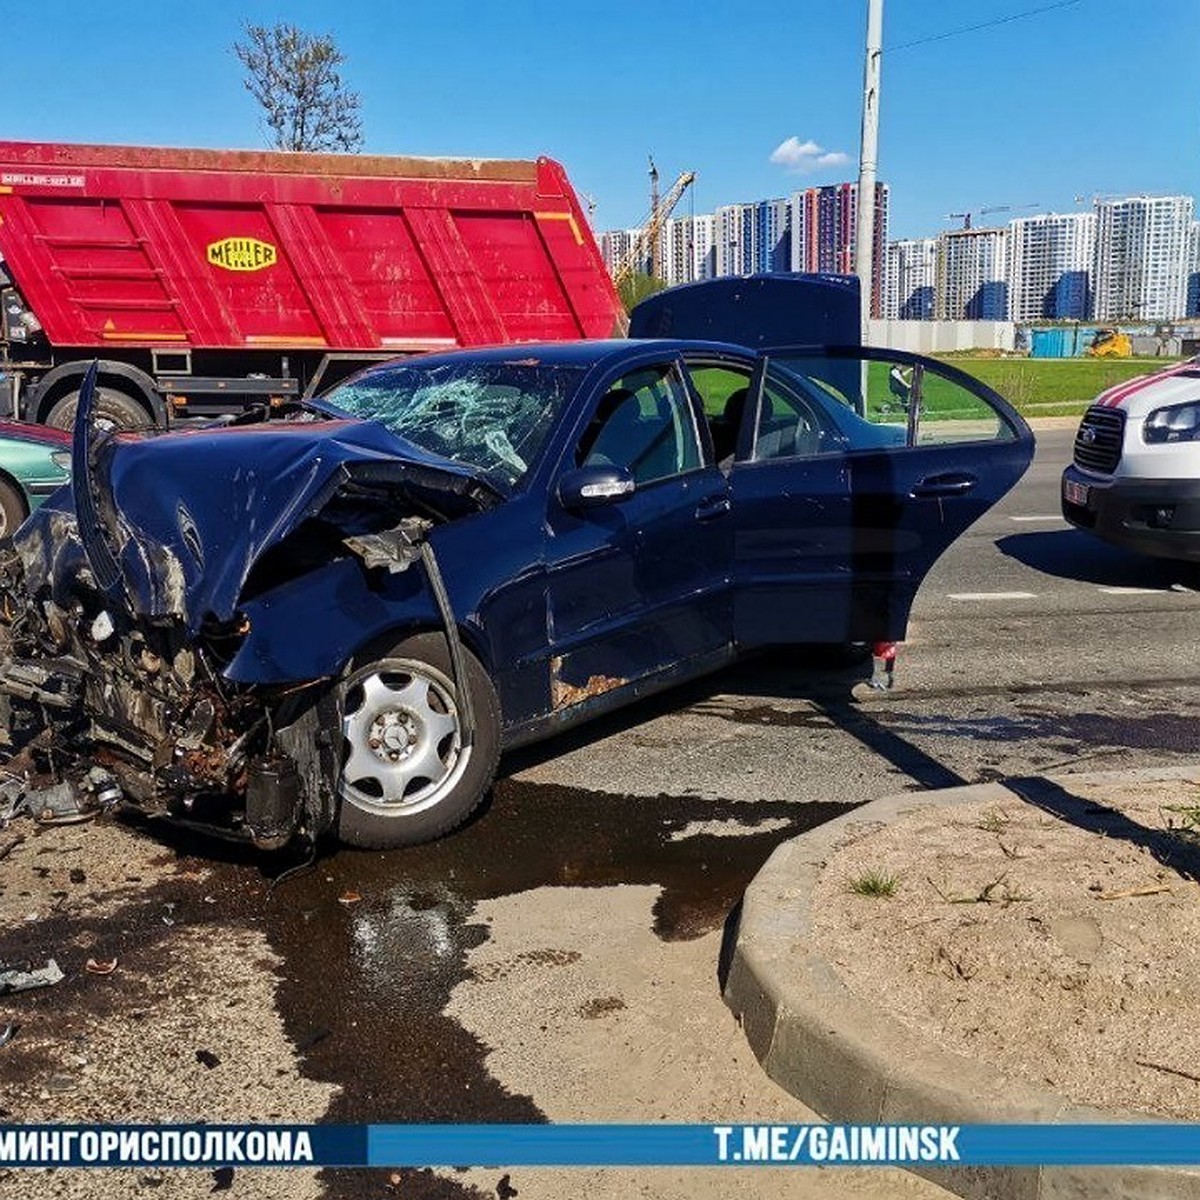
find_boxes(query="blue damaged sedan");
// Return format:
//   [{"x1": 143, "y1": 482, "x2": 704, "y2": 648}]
[{"x1": 0, "y1": 276, "x2": 1032, "y2": 849}]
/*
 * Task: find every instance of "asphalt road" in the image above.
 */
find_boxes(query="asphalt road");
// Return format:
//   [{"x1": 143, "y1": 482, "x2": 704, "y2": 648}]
[{"x1": 263, "y1": 419, "x2": 1200, "y2": 1199}]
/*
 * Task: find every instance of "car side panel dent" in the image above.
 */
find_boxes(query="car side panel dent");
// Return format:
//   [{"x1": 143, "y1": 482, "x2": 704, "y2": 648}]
[
  {"x1": 222, "y1": 500, "x2": 553, "y2": 733},
  {"x1": 223, "y1": 557, "x2": 440, "y2": 684}
]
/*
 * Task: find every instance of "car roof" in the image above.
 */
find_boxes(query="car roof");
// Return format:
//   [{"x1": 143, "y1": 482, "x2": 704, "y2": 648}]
[
  {"x1": 0, "y1": 420, "x2": 71, "y2": 447},
  {"x1": 349, "y1": 338, "x2": 755, "y2": 376}
]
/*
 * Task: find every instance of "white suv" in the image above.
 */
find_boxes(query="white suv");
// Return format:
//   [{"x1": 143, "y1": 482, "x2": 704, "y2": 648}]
[{"x1": 1062, "y1": 357, "x2": 1200, "y2": 560}]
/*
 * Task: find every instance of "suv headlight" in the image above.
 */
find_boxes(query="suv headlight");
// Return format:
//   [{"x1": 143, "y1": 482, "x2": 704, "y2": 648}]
[{"x1": 1143, "y1": 401, "x2": 1200, "y2": 444}]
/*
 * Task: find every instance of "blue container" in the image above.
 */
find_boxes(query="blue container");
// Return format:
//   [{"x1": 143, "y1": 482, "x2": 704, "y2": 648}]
[
  {"x1": 1030, "y1": 328, "x2": 1067, "y2": 358},
  {"x1": 1030, "y1": 326, "x2": 1099, "y2": 358}
]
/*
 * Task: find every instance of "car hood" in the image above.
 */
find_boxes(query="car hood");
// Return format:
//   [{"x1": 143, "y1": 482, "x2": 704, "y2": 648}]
[
  {"x1": 1092, "y1": 359, "x2": 1200, "y2": 418},
  {"x1": 41, "y1": 388, "x2": 498, "y2": 633}
]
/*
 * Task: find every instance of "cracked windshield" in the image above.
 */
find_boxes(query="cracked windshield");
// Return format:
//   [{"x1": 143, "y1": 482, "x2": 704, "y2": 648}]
[{"x1": 326, "y1": 361, "x2": 584, "y2": 487}]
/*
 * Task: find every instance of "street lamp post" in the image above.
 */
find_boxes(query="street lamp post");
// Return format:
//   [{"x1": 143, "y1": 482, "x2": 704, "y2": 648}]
[{"x1": 855, "y1": 0, "x2": 884, "y2": 342}]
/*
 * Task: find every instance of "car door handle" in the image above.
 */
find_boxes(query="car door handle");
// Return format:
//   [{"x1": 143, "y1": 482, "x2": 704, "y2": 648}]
[
  {"x1": 912, "y1": 472, "x2": 977, "y2": 498},
  {"x1": 695, "y1": 494, "x2": 732, "y2": 520}
]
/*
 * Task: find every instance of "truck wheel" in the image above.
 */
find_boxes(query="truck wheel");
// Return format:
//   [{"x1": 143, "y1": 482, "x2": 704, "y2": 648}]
[
  {"x1": 46, "y1": 386, "x2": 153, "y2": 432},
  {"x1": 0, "y1": 479, "x2": 28, "y2": 537},
  {"x1": 335, "y1": 633, "x2": 501, "y2": 848}
]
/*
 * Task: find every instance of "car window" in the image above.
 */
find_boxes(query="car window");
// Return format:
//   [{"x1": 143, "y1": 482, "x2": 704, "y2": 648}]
[
  {"x1": 686, "y1": 363, "x2": 753, "y2": 465},
  {"x1": 322, "y1": 359, "x2": 585, "y2": 488},
  {"x1": 752, "y1": 366, "x2": 851, "y2": 460},
  {"x1": 576, "y1": 362, "x2": 702, "y2": 485},
  {"x1": 767, "y1": 355, "x2": 1015, "y2": 448}
]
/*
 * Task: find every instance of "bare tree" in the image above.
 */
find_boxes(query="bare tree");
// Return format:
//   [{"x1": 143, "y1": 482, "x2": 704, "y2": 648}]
[{"x1": 234, "y1": 23, "x2": 363, "y2": 153}]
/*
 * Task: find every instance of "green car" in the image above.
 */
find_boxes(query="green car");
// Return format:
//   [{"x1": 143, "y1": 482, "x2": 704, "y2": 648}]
[{"x1": 0, "y1": 420, "x2": 72, "y2": 536}]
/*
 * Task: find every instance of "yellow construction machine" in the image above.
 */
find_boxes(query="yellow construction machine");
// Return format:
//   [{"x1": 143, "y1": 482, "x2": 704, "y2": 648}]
[{"x1": 1087, "y1": 328, "x2": 1133, "y2": 358}]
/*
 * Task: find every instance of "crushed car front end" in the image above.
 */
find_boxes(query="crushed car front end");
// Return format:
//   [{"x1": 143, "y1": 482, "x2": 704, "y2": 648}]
[
  {"x1": 0, "y1": 520, "x2": 314, "y2": 847},
  {"x1": 0, "y1": 367, "x2": 499, "y2": 849}
]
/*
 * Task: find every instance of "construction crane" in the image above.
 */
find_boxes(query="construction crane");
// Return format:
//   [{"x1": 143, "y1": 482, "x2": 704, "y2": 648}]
[
  {"x1": 648, "y1": 157, "x2": 660, "y2": 277},
  {"x1": 577, "y1": 191, "x2": 598, "y2": 225},
  {"x1": 610, "y1": 162, "x2": 697, "y2": 290},
  {"x1": 944, "y1": 202, "x2": 1041, "y2": 230}
]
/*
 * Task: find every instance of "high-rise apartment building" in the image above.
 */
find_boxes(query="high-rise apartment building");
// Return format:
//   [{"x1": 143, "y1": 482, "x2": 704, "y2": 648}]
[
  {"x1": 659, "y1": 214, "x2": 715, "y2": 286},
  {"x1": 601, "y1": 180, "x2": 887, "y2": 309},
  {"x1": 752, "y1": 199, "x2": 792, "y2": 273},
  {"x1": 1093, "y1": 195, "x2": 1194, "y2": 321},
  {"x1": 789, "y1": 182, "x2": 889, "y2": 315},
  {"x1": 599, "y1": 229, "x2": 641, "y2": 277},
  {"x1": 884, "y1": 238, "x2": 937, "y2": 319},
  {"x1": 936, "y1": 227, "x2": 1009, "y2": 320},
  {"x1": 1008, "y1": 213, "x2": 1096, "y2": 321},
  {"x1": 1187, "y1": 221, "x2": 1200, "y2": 319},
  {"x1": 713, "y1": 204, "x2": 749, "y2": 277}
]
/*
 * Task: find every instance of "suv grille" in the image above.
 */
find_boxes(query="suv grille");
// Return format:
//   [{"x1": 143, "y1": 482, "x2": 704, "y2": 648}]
[{"x1": 1073, "y1": 406, "x2": 1125, "y2": 474}]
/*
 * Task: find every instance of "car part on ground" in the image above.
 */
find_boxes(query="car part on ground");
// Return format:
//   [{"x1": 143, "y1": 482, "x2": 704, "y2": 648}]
[
  {"x1": 0, "y1": 959, "x2": 63, "y2": 995},
  {"x1": 1062, "y1": 357, "x2": 1200, "y2": 560},
  {"x1": 0, "y1": 278, "x2": 1033, "y2": 851}
]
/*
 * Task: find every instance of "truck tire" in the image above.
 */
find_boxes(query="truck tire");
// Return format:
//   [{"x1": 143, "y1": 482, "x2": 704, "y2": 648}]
[
  {"x1": 46, "y1": 386, "x2": 153, "y2": 432},
  {"x1": 335, "y1": 632, "x2": 501, "y2": 848}
]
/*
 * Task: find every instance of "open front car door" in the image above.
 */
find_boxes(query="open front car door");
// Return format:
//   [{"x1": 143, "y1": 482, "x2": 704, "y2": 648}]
[{"x1": 729, "y1": 347, "x2": 1035, "y2": 648}]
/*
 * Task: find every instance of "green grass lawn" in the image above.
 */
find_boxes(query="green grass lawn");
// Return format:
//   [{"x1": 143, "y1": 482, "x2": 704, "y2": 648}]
[{"x1": 930, "y1": 356, "x2": 1182, "y2": 417}]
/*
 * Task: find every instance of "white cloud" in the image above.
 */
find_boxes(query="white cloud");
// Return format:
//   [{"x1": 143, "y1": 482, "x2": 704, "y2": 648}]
[{"x1": 769, "y1": 136, "x2": 852, "y2": 174}]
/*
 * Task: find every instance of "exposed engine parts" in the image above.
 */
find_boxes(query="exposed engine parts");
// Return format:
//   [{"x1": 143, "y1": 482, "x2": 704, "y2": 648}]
[
  {"x1": 0, "y1": 534, "x2": 322, "y2": 848},
  {"x1": 0, "y1": 491, "x2": 462, "y2": 850}
]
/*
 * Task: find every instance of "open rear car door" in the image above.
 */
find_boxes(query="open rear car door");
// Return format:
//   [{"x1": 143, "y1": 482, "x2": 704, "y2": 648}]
[
  {"x1": 728, "y1": 346, "x2": 1034, "y2": 646},
  {"x1": 632, "y1": 275, "x2": 1035, "y2": 648}
]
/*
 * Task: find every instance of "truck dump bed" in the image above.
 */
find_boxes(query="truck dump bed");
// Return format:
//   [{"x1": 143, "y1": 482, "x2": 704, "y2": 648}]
[{"x1": 0, "y1": 141, "x2": 621, "y2": 353}]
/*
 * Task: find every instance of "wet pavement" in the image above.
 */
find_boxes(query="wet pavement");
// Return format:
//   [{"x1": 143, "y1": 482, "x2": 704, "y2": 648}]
[
  {"x1": 252, "y1": 781, "x2": 851, "y2": 1197},
  {"x1": 85, "y1": 669, "x2": 1200, "y2": 1197},
  {"x1": 1, "y1": 776, "x2": 850, "y2": 1198}
]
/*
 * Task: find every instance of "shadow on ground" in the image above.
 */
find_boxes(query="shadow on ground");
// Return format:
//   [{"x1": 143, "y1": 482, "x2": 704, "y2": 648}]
[
  {"x1": 997, "y1": 529, "x2": 1200, "y2": 588},
  {"x1": 1008, "y1": 775, "x2": 1200, "y2": 885}
]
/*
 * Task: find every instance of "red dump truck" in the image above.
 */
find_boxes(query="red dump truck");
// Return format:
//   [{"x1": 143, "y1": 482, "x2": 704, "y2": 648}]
[{"x1": 0, "y1": 141, "x2": 621, "y2": 428}]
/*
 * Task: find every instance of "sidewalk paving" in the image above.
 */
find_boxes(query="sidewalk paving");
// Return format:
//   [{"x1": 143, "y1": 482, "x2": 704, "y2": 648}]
[{"x1": 724, "y1": 764, "x2": 1200, "y2": 1200}]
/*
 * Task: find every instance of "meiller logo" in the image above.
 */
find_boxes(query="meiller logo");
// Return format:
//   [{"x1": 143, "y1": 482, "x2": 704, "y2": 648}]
[{"x1": 206, "y1": 237, "x2": 278, "y2": 272}]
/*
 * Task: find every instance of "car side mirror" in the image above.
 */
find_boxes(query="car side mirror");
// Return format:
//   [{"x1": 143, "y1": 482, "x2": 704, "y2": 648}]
[{"x1": 557, "y1": 466, "x2": 636, "y2": 511}]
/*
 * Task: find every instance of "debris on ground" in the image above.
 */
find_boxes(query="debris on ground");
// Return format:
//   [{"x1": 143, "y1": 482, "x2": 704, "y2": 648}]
[
  {"x1": 0, "y1": 772, "x2": 25, "y2": 825},
  {"x1": 85, "y1": 957, "x2": 118, "y2": 976},
  {"x1": 195, "y1": 1048, "x2": 221, "y2": 1069},
  {"x1": 0, "y1": 958, "x2": 64, "y2": 995},
  {"x1": 0, "y1": 1022, "x2": 18, "y2": 1049},
  {"x1": 29, "y1": 780, "x2": 94, "y2": 825},
  {"x1": 0, "y1": 764, "x2": 122, "y2": 830}
]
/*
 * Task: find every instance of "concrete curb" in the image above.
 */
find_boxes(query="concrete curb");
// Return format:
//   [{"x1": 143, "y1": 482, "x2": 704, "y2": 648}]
[{"x1": 723, "y1": 764, "x2": 1200, "y2": 1200}]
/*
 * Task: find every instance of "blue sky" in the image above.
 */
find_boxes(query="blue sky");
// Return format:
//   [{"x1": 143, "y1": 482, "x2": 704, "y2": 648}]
[{"x1": 4, "y1": 1, "x2": 1196, "y2": 239}]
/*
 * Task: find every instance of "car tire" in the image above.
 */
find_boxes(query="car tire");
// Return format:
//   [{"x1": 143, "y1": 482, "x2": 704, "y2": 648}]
[
  {"x1": 0, "y1": 479, "x2": 28, "y2": 537},
  {"x1": 335, "y1": 632, "x2": 501, "y2": 849},
  {"x1": 46, "y1": 386, "x2": 153, "y2": 432}
]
